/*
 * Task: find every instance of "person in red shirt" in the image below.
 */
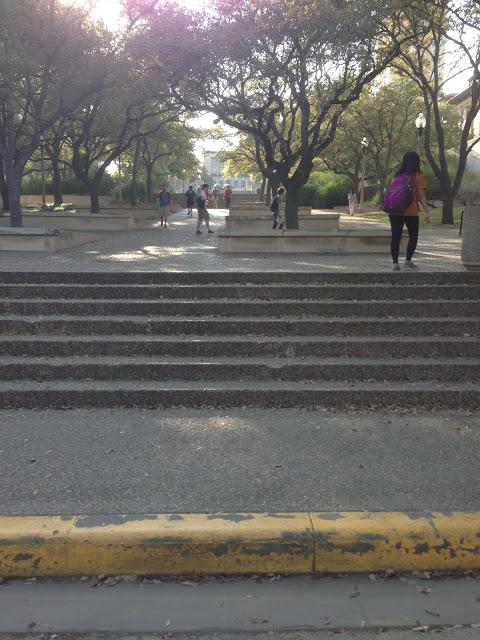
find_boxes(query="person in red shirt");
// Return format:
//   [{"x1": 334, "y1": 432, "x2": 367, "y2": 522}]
[
  {"x1": 224, "y1": 185, "x2": 233, "y2": 209},
  {"x1": 389, "y1": 151, "x2": 430, "y2": 271}
]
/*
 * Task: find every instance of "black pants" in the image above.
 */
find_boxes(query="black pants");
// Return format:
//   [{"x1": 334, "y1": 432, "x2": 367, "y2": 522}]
[{"x1": 389, "y1": 215, "x2": 419, "y2": 263}]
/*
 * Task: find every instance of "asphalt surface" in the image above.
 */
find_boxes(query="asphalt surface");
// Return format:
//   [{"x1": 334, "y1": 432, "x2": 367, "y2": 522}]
[
  {"x1": 1, "y1": 408, "x2": 479, "y2": 515},
  {"x1": 1, "y1": 575, "x2": 480, "y2": 633}
]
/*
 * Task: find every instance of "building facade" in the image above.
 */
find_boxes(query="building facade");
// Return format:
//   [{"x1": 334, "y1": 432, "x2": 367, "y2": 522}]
[{"x1": 201, "y1": 149, "x2": 258, "y2": 192}]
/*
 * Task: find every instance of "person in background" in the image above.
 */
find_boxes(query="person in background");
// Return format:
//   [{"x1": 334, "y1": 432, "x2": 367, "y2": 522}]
[
  {"x1": 224, "y1": 185, "x2": 233, "y2": 209},
  {"x1": 185, "y1": 185, "x2": 196, "y2": 216},
  {"x1": 158, "y1": 186, "x2": 171, "y2": 227},
  {"x1": 388, "y1": 151, "x2": 430, "y2": 271},
  {"x1": 212, "y1": 186, "x2": 219, "y2": 209},
  {"x1": 347, "y1": 188, "x2": 357, "y2": 216},
  {"x1": 196, "y1": 183, "x2": 214, "y2": 235},
  {"x1": 271, "y1": 187, "x2": 285, "y2": 229}
]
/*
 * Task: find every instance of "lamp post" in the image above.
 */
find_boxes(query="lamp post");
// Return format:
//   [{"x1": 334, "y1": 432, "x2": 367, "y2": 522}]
[
  {"x1": 39, "y1": 135, "x2": 46, "y2": 210},
  {"x1": 415, "y1": 112, "x2": 426, "y2": 155},
  {"x1": 359, "y1": 136, "x2": 368, "y2": 209}
]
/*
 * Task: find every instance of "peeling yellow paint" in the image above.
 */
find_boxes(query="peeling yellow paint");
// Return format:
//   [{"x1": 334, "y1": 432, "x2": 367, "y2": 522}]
[
  {"x1": 0, "y1": 512, "x2": 479, "y2": 578},
  {"x1": 311, "y1": 512, "x2": 480, "y2": 573},
  {"x1": 0, "y1": 513, "x2": 313, "y2": 577}
]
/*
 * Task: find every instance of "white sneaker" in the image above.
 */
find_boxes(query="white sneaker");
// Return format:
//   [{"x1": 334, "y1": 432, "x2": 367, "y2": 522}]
[
  {"x1": 392, "y1": 263, "x2": 401, "y2": 271},
  {"x1": 403, "y1": 260, "x2": 418, "y2": 269}
]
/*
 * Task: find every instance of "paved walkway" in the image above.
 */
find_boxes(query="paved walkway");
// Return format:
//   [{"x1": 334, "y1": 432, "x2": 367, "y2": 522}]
[
  {"x1": 0, "y1": 208, "x2": 464, "y2": 272},
  {"x1": 1, "y1": 408, "x2": 479, "y2": 515}
]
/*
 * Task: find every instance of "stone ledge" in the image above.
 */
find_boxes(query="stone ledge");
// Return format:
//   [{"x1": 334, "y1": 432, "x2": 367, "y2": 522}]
[
  {"x1": 17, "y1": 212, "x2": 136, "y2": 232},
  {"x1": 225, "y1": 213, "x2": 340, "y2": 232},
  {"x1": 0, "y1": 227, "x2": 99, "y2": 252},
  {"x1": 218, "y1": 229, "x2": 406, "y2": 254}
]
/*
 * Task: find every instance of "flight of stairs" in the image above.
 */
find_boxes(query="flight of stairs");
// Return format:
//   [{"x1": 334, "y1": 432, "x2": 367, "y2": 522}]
[{"x1": 0, "y1": 271, "x2": 479, "y2": 410}]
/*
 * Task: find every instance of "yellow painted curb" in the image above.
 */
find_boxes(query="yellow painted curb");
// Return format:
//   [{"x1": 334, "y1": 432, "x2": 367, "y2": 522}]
[
  {"x1": 312, "y1": 512, "x2": 480, "y2": 573},
  {"x1": 0, "y1": 512, "x2": 479, "y2": 577}
]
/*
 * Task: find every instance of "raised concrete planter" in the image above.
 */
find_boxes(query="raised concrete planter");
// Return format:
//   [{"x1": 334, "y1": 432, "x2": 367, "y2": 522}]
[
  {"x1": 462, "y1": 205, "x2": 480, "y2": 271},
  {"x1": 230, "y1": 204, "x2": 313, "y2": 216},
  {"x1": 218, "y1": 229, "x2": 406, "y2": 254},
  {"x1": 0, "y1": 227, "x2": 98, "y2": 252},
  {"x1": 225, "y1": 212, "x2": 340, "y2": 231},
  {"x1": 19, "y1": 212, "x2": 136, "y2": 232}
]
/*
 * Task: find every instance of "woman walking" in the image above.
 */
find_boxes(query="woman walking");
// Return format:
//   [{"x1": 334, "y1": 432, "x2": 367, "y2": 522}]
[{"x1": 386, "y1": 151, "x2": 430, "y2": 271}]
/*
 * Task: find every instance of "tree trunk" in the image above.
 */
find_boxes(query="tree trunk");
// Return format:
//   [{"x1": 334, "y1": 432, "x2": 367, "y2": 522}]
[
  {"x1": 90, "y1": 190, "x2": 100, "y2": 214},
  {"x1": 51, "y1": 147, "x2": 63, "y2": 207},
  {"x1": 130, "y1": 138, "x2": 141, "y2": 206},
  {"x1": 260, "y1": 175, "x2": 266, "y2": 201},
  {"x1": 285, "y1": 186, "x2": 299, "y2": 230},
  {"x1": 0, "y1": 160, "x2": 9, "y2": 211},
  {"x1": 52, "y1": 161, "x2": 63, "y2": 207},
  {"x1": 265, "y1": 178, "x2": 271, "y2": 205},
  {"x1": 7, "y1": 170, "x2": 23, "y2": 227},
  {"x1": 146, "y1": 163, "x2": 154, "y2": 203},
  {"x1": 441, "y1": 190, "x2": 455, "y2": 225}
]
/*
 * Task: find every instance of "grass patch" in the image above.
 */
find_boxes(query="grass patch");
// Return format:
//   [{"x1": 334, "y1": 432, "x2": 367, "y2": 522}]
[{"x1": 355, "y1": 206, "x2": 463, "y2": 229}]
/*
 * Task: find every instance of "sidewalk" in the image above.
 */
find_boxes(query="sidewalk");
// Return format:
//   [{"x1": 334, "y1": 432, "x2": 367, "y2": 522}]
[{"x1": 0, "y1": 208, "x2": 464, "y2": 272}]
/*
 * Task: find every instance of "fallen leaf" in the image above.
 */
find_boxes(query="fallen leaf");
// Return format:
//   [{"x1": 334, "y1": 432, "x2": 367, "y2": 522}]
[
  {"x1": 250, "y1": 618, "x2": 269, "y2": 624},
  {"x1": 412, "y1": 626, "x2": 429, "y2": 632},
  {"x1": 416, "y1": 586, "x2": 432, "y2": 595},
  {"x1": 471, "y1": 623, "x2": 480, "y2": 629},
  {"x1": 425, "y1": 610, "x2": 440, "y2": 617}
]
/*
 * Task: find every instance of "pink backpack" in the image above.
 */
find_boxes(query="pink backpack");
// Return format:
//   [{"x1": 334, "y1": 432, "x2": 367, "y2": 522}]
[{"x1": 383, "y1": 174, "x2": 414, "y2": 214}]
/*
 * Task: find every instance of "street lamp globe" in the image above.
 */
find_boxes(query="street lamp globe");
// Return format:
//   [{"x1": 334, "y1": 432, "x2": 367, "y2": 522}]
[{"x1": 360, "y1": 136, "x2": 368, "y2": 150}]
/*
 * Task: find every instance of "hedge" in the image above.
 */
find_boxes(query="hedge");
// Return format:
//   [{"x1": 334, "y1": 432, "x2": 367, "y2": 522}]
[{"x1": 298, "y1": 172, "x2": 351, "y2": 209}]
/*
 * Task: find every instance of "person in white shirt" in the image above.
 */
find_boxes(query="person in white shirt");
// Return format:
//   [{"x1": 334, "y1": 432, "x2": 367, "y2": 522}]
[{"x1": 196, "y1": 183, "x2": 214, "y2": 235}]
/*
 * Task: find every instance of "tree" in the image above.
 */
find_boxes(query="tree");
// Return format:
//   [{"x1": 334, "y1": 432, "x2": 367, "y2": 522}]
[
  {"x1": 392, "y1": 0, "x2": 480, "y2": 223},
  {"x1": 220, "y1": 134, "x2": 267, "y2": 199},
  {"x1": 0, "y1": 159, "x2": 8, "y2": 211},
  {"x1": 140, "y1": 123, "x2": 197, "y2": 202},
  {"x1": 320, "y1": 80, "x2": 422, "y2": 192},
  {"x1": 0, "y1": 0, "x2": 110, "y2": 226},
  {"x1": 134, "y1": 0, "x2": 420, "y2": 228}
]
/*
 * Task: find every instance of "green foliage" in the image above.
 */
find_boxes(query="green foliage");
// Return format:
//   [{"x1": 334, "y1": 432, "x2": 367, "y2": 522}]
[
  {"x1": 121, "y1": 179, "x2": 147, "y2": 202},
  {"x1": 21, "y1": 173, "x2": 114, "y2": 196},
  {"x1": 298, "y1": 172, "x2": 351, "y2": 209}
]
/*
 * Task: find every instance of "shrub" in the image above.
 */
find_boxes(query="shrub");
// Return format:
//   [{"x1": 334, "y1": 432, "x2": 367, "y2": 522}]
[
  {"x1": 21, "y1": 172, "x2": 114, "y2": 196},
  {"x1": 298, "y1": 172, "x2": 351, "y2": 209}
]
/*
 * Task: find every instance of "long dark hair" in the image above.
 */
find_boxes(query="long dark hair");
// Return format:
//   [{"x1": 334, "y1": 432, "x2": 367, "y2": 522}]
[{"x1": 396, "y1": 151, "x2": 421, "y2": 176}]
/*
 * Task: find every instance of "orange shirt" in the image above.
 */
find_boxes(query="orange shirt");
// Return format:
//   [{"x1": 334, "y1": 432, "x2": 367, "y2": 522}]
[{"x1": 404, "y1": 172, "x2": 426, "y2": 216}]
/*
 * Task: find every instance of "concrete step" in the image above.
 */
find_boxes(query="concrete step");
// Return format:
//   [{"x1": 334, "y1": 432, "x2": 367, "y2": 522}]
[
  {"x1": 1, "y1": 283, "x2": 480, "y2": 301},
  {"x1": 1, "y1": 271, "x2": 480, "y2": 285},
  {"x1": 1, "y1": 316, "x2": 478, "y2": 336},
  {"x1": 2, "y1": 335, "x2": 479, "y2": 358},
  {"x1": 0, "y1": 379, "x2": 478, "y2": 409},
  {"x1": 1, "y1": 356, "x2": 479, "y2": 382},
  {"x1": 1, "y1": 299, "x2": 480, "y2": 317}
]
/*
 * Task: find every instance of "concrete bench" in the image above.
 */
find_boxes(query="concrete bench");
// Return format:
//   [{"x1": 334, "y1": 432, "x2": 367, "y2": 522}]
[
  {"x1": 225, "y1": 212, "x2": 340, "y2": 232},
  {"x1": 230, "y1": 205, "x2": 313, "y2": 216},
  {"x1": 0, "y1": 227, "x2": 98, "y2": 252},
  {"x1": 218, "y1": 229, "x2": 406, "y2": 254},
  {"x1": 19, "y1": 212, "x2": 136, "y2": 232}
]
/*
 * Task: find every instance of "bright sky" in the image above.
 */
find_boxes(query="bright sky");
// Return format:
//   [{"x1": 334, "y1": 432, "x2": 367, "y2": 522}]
[{"x1": 68, "y1": 0, "x2": 204, "y2": 29}]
